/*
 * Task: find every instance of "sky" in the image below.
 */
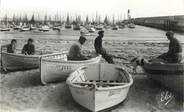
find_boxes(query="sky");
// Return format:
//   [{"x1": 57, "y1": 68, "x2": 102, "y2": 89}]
[{"x1": 0, "y1": 0, "x2": 184, "y2": 20}]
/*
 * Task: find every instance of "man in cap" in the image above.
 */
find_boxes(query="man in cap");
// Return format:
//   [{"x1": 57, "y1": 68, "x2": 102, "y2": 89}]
[
  {"x1": 67, "y1": 34, "x2": 88, "y2": 61},
  {"x1": 22, "y1": 38, "x2": 35, "y2": 55},
  {"x1": 6, "y1": 39, "x2": 17, "y2": 53},
  {"x1": 158, "y1": 31, "x2": 182, "y2": 63},
  {"x1": 94, "y1": 30, "x2": 114, "y2": 64},
  {"x1": 1, "y1": 39, "x2": 17, "y2": 53}
]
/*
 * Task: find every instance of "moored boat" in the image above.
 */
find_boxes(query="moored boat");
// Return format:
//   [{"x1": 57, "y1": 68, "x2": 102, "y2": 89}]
[
  {"x1": 127, "y1": 23, "x2": 135, "y2": 28},
  {"x1": 73, "y1": 24, "x2": 81, "y2": 30},
  {"x1": 40, "y1": 52, "x2": 101, "y2": 84},
  {"x1": 20, "y1": 27, "x2": 30, "y2": 32},
  {"x1": 118, "y1": 24, "x2": 125, "y2": 29},
  {"x1": 66, "y1": 63, "x2": 133, "y2": 112},
  {"x1": 30, "y1": 26, "x2": 37, "y2": 31},
  {"x1": 65, "y1": 24, "x2": 72, "y2": 29},
  {"x1": 1, "y1": 51, "x2": 48, "y2": 71},
  {"x1": 39, "y1": 26, "x2": 50, "y2": 32},
  {"x1": 112, "y1": 25, "x2": 119, "y2": 30},
  {"x1": 0, "y1": 28, "x2": 11, "y2": 31},
  {"x1": 142, "y1": 60, "x2": 184, "y2": 95},
  {"x1": 52, "y1": 26, "x2": 61, "y2": 31},
  {"x1": 95, "y1": 25, "x2": 103, "y2": 30},
  {"x1": 13, "y1": 26, "x2": 21, "y2": 30},
  {"x1": 88, "y1": 27, "x2": 95, "y2": 33}
]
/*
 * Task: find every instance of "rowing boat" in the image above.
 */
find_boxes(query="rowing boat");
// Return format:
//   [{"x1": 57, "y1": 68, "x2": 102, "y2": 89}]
[
  {"x1": 40, "y1": 52, "x2": 101, "y2": 84},
  {"x1": 66, "y1": 63, "x2": 133, "y2": 112},
  {"x1": 1, "y1": 51, "x2": 45, "y2": 71},
  {"x1": 127, "y1": 23, "x2": 135, "y2": 28},
  {"x1": 142, "y1": 60, "x2": 184, "y2": 95},
  {"x1": 0, "y1": 28, "x2": 11, "y2": 31}
]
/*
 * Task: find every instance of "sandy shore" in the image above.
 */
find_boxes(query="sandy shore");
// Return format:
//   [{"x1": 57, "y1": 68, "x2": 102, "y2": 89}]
[{"x1": 0, "y1": 34, "x2": 184, "y2": 112}]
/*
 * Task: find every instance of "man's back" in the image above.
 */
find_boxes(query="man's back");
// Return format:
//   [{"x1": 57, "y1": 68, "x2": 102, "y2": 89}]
[
  {"x1": 22, "y1": 44, "x2": 35, "y2": 55},
  {"x1": 7, "y1": 44, "x2": 15, "y2": 53},
  {"x1": 94, "y1": 36, "x2": 102, "y2": 54},
  {"x1": 68, "y1": 42, "x2": 81, "y2": 58},
  {"x1": 168, "y1": 38, "x2": 182, "y2": 54}
]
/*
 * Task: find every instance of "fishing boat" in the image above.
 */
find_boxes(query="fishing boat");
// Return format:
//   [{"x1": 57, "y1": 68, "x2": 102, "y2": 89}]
[
  {"x1": 95, "y1": 25, "x2": 103, "y2": 30},
  {"x1": 40, "y1": 52, "x2": 101, "y2": 84},
  {"x1": 104, "y1": 25, "x2": 111, "y2": 30},
  {"x1": 88, "y1": 27, "x2": 95, "y2": 33},
  {"x1": 142, "y1": 60, "x2": 184, "y2": 95},
  {"x1": 20, "y1": 27, "x2": 30, "y2": 32},
  {"x1": 13, "y1": 26, "x2": 21, "y2": 30},
  {"x1": 111, "y1": 25, "x2": 119, "y2": 30},
  {"x1": 80, "y1": 27, "x2": 91, "y2": 36},
  {"x1": 0, "y1": 27, "x2": 11, "y2": 31},
  {"x1": 0, "y1": 16, "x2": 11, "y2": 31},
  {"x1": 1, "y1": 50, "x2": 50, "y2": 71},
  {"x1": 39, "y1": 26, "x2": 50, "y2": 32},
  {"x1": 127, "y1": 23, "x2": 135, "y2": 28},
  {"x1": 30, "y1": 26, "x2": 37, "y2": 31},
  {"x1": 65, "y1": 24, "x2": 72, "y2": 29},
  {"x1": 66, "y1": 63, "x2": 133, "y2": 112},
  {"x1": 118, "y1": 23, "x2": 125, "y2": 29},
  {"x1": 73, "y1": 24, "x2": 81, "y2": 30},
  {"x1": 52, "y1": 26, "x2": 61, "y2": 31}
]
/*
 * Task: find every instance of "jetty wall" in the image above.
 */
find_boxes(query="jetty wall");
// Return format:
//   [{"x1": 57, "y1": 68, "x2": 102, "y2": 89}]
[{"x1": 134, "y1": 15, "x2": 184, "y2": 32}]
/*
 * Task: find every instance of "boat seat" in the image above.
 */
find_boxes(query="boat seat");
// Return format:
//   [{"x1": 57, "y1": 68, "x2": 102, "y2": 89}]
[
  {"x1": 74, "y1": 80, "x2": 127, "y2": 88},
  {"x1": 44, "y1": 54, "x2": 67, "y2": 60}
]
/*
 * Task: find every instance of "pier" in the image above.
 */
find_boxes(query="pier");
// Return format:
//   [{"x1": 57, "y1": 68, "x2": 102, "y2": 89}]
[{"x1": 134, "y1": 15, "x2": 184, "y2": 32}]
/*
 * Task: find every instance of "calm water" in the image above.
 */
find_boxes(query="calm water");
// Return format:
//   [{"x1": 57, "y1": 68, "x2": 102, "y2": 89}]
[{"x1": 0, "y1": 25, "x2": 184, "y2": 43}]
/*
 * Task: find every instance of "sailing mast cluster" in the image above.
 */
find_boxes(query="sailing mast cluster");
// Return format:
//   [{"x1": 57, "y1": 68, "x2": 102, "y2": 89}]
[{"x1": 0, "y1": 10, "x2": 135, "y2": 32}]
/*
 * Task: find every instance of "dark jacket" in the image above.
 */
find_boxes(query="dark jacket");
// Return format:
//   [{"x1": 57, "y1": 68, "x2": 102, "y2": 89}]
[
  {"x1": 94, "y1": 36, "x2": 102, "y2": 54},
  {"x1": 67, "y1": 42, "x2": 87, "y2": 60},
  {"x1": 6, "y1": 44, "x2": 16, "y2": 53},
  {"x1": 167, "y1": 38, "x2": 182, "y2": 55},
  {"x1": 22, "y1": 44, "x2": 35, "y2": 55}
]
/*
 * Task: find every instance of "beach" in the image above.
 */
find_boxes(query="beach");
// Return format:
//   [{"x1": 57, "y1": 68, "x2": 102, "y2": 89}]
[{"x1": 0, "y1": 26, "x2": 184, "y2": 112}]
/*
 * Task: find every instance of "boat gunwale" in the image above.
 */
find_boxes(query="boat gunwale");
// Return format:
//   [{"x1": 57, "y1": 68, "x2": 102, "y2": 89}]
[
  {"x1": 1, "y1": 51, "x2": 45, "y2": 58},
  {"x1": 144, "y1": 61, "x2": 184, "y2": 66},
  {"x1": 41, "y1": 52, "x2": 101, "y2": 64},
  {"x1": 66, "y1": 65, "x2": 133, "y2": 91},
  {"x1": 143, "y1": 61, "x2": 184, "y2": 75}
]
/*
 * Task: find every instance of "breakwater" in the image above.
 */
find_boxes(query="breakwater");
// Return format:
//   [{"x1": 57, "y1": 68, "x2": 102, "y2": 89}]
[{"x1": 134, "y1": 15, "x2": 184, "y2": 32}]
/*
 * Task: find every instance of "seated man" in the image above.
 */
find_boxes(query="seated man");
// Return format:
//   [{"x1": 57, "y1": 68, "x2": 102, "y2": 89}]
[
  {"x1": 5, "y1": 39, "x2": 17, "y2": 53},
  {"x1": 158, "y1": 31, "x2": 183, "y2": 63},
  {"x1": 94, "y1": 31, "x2": 114, "y2": 64},
  {"x1": 22, "y1": 38, "x2": 35, "y2": 55},
  {"x1": 67, "y1": 35, "x2": 88, "y2": 61}
]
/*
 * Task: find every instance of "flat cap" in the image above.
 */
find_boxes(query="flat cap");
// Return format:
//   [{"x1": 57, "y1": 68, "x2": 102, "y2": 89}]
[
  {"x1": 98, "y1": 30, "x2": 104, "y2": 34},
  {"x1": 28, "y1": 38, "x2": 34, "y2": 42},
  {"x1": 79, "y1": 36, "x2": 86, "y2": 40},
  {"x1": 166, "y1": 31, "x2": 174, "y2": 36}
]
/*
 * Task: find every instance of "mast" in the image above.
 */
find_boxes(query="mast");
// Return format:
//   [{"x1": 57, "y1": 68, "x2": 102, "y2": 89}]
[{"x1": 66, "y1": 13, "x2": 70, "y2": 24}]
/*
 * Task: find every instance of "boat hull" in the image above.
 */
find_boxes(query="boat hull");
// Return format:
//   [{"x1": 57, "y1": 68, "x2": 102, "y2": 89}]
[
  {"x1": 0, "y1": 28, "x2": 11, "y2": 31},
  {"x1": 67, "y1": 63, "x2": 133, "y2": 112},
  {"x1": 143, "y1": 62, "x2": 184, "y2": 95},
  {"x1": 1, "y1": 52, "x2": 40, "y2": 71},
  {"x1": 41, "y1": 53, "x2": 101, "y2": 84},
  {"x1": 127, "y1": 23, "x2": 135, "y2": 28}
]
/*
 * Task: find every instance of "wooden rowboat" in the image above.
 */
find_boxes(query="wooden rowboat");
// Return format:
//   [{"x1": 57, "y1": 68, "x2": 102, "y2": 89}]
[
  {"x1": 1, "y1": 51, "x2": 42, "y2": 71},
  {"x1": 0, "y1": 28, "x2": 11, "y2": 31},
  {"x1": 127, "y1": 23, "x2": 135, "y2": 28},
  {"x1": 66, "y1": 63, "x2": 133, "y2": 112},
  {"x1": 142, "y1": 61, "x2": 184, "y2": 95},
  {"x1": 40, "y1": 52, "x2": 101, "y2": 84}
]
